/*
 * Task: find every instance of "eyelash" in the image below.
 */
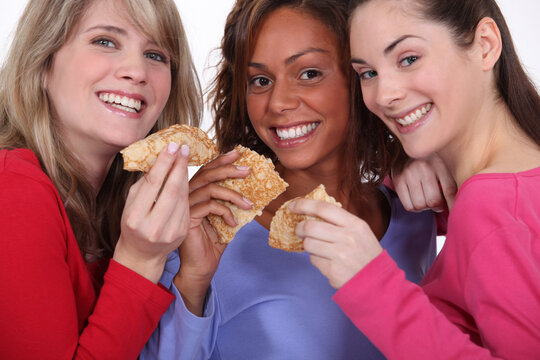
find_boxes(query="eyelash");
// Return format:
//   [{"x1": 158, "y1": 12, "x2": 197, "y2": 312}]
[
  {"x1": 299, "y1": 69, "x2": 322, "y2": 80},
  {"x1": 249, "y1": 76, "x2": 272, "y2": 88},
  {"x1": 92, "y1": 37, "x2": 169, "y2": 64},
  {"x1": 399, "y1": 55, "x2": 419, "y2": 67},
  {"x1": 357, "y1": 69, "x2": 377, "y2": 81}
]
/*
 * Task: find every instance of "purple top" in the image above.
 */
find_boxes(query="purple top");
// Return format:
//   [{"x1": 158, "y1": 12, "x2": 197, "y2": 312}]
[{"x1": 141, "y1": 186, "x2": 437, "y2": 359}]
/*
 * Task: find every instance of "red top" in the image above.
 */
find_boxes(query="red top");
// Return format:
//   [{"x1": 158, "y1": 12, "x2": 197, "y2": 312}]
[
  {"x1": 0, "y1": 149, "x2": 174, "y2": 359},
  {"x1": 335, "y1": 168, "x2": 540, "y2": 359}
]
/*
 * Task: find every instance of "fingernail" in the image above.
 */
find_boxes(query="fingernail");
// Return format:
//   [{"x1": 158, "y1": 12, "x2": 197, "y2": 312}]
[
  {"x1": 167, "y1": 142, "x2": 179, "y2": 154},
  {"x1": 236, "y1": 166, "x2": 250, "y2": 171},
  {"x1": 180, "y1": 144, "x2": 190, "y2": 157},
  {"x1": 288, "y1": 201, "x2": 296, "y2": 211},
  {"x1": 242, "y1": 197, "x2": 253, "y2": 206}
]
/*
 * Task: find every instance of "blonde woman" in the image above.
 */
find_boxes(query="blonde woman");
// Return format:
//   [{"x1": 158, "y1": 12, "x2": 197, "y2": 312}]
[{"x1": 0, "y1": 0, "x2": 201, "y2": 358}]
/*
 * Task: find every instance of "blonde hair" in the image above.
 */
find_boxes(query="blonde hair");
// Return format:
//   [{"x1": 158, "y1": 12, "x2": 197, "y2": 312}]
[{"x1": 0, "y1": 0, "x2": 202, "y2": 258}]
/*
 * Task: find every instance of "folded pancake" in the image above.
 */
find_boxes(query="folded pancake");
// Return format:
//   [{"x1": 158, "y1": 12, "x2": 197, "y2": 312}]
[
  {"x1": 120, "y1": 124, "x2": 218, "y2": 172},
  {"x1": 269, "y1": 184, "x2": 341, "y2": 252},
  {"x1": 208, "y1": 145, "x2": 288, "y2": 244}
]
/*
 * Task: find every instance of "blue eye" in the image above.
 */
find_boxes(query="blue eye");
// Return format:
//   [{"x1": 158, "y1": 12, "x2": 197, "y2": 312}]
[
  {"x1": 299, "y1": 69, "x2": 321, "y2": 80},
  {"x1": 94, "y1": 38, "x2": 115, "y2": 48},
  {"x1": 359, "y1": 70, "x2": 377, "y2": 80},
  {"x1": 145, "y1": 52, "x2": 168, "y2": 63},
  {"x1": 400, "y1": 56, "x2": 418, "y2": 67}
]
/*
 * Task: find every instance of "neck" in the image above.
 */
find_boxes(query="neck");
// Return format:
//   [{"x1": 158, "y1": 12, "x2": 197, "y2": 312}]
[
  {"x1": 71, "y1": 146, "x2": 117, "y2": 194},
  {"x1": 439, "y1": 100, "x2": 540, "y2": 187}
]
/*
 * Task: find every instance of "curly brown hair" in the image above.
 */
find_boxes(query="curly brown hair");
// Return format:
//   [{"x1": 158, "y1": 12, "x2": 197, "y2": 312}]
[{"x1": 209, "y1": 0, "x2": 402, "y2": 195}]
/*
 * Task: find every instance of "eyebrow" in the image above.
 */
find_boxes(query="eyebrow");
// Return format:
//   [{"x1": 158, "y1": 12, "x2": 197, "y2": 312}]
[
  {"x1": 83, "y1": 25, "x2": 128, "y2": 36},
  {"x1": 81, "y1": 24, "x2": 161, "y2": 48},
  {"x1": 248, "y1": 47, "x2": 329, "y2": 69},
  {"x1": 350, "y1": 34, "x2": 423, "y2": 66}
]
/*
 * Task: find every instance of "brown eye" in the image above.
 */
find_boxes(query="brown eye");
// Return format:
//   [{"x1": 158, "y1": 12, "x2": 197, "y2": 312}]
[{"x1": 300, "y1": 69, "x2": 321, "y2": 80}]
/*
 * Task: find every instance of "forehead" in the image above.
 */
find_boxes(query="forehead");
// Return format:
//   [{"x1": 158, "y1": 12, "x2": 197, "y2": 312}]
[
  {"x1": 250, "y1": 7, "x2": 340, "y2": 60},
  {"x1": 74, "y1": 0, "x2": 158, "y2": 42},
  {"x1": 349, "y1": 1, "x2": 435, "y2": 56}
]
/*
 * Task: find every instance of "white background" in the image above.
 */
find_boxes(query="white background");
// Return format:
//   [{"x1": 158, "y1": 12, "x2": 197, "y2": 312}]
[
  {"x1": 1, "y1": 1, "x2": 537, "y2": 252},
  {"x1": 1, "y1": 0, "x2": 538, "y2": 131}
]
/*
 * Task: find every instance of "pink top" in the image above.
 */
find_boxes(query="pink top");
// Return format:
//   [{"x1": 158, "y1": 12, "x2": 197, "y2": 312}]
[{"x1": 335, "y1": 167, "x2": 540, "y2": 359}]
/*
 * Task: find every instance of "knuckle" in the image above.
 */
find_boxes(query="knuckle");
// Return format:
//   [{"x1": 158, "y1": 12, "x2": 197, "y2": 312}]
[
  {"x1": 425, "y1": 197, "x2": 439, "y2": 209},
  {"x1": 303, "y1": 219, "x2": 318, "y2": 234},
  {"x1": 144, "y1": 172, "x2": 162, "y2": 187},
  {"x1": 124, "y1": 214, "x2": 141, "y2": 231}
]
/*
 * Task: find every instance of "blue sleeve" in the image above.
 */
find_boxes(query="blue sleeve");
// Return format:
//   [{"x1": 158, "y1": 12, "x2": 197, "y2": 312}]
[{"x1": 140, "y1": 250, "x2": 221, "y2": 360}]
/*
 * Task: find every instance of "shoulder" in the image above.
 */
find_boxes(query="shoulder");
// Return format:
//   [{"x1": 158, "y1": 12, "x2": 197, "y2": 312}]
[
  {"x1": 0, "y1": 149, "x2": 69, "y2": 257},
  {"x1": 0, "y1": 148, "x2": 52, "y2": 184},
  {"x1": 451, "y1": 169, "x2": 540, "y2": 238},
  {"x1": 0, "y1": 148, "x2": 63, "y2": 216}
]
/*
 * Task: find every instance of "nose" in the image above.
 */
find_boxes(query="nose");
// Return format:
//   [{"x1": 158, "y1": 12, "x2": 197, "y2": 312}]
[
  {"x1": 375, "y1": 72, "x2": 405, "y2": 107},
  {"x1": 268, "y1": 79, "x2": 300, "y2": 114},
  {"x1": 115, "y1": 52, "x2": 148, "y2": 85}
]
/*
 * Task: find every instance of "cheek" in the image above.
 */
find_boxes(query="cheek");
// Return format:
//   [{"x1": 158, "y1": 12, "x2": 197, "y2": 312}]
[
  {"x1": 360, "y1": 85, "x2": 379, "y2": 115},
  {"x1": 147, "y1": 70, "x2": 172, "y2": 117},
  {"x1": 246, "y1": 95, "x2": 266, "y2": 128}
]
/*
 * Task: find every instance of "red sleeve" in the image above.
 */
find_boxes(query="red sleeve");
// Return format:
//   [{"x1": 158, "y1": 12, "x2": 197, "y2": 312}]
[
  {"x1": 77, "y1": 260, "x2": 174, "y2": 359},
  {"x1": 333, "y1": 250, "x2": 536, "y2": 359},
  {"x1": 0, "y1": 154, "x2": 173, "y2": 359}
]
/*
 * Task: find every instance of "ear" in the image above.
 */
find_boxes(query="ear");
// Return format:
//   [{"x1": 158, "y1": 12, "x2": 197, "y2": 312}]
[{"x1": 474, "y1": 17, "x2": 502, "y2": 72}]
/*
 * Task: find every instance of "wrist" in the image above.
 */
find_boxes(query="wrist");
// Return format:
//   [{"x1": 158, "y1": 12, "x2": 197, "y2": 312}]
[
  {"x1": 113, "y1": 241, "x2": 166, "y2": 284},
  {"x1": 173, "y1": 271, "x2": 211, "y2": 316}
]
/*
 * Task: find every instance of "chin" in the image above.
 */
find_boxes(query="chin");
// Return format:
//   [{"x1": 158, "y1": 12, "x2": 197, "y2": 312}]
[
  {"x1": 402, "y1": 144, "x2": 436, "y2": 160},
  {"x1": 276, "y1": 156, "x2": 312, "y2": 171}
]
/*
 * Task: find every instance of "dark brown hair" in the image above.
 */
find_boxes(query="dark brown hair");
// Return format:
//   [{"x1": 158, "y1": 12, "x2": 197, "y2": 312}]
[
  {"x1": 349, "y1": 0, "x2": 540, "y2": 164},
  {"x1": 210, "y1": 0, "x2": 396, "y2": 193}
]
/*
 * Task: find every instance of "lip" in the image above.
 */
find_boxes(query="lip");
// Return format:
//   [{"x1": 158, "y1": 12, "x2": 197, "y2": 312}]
[
  {"x1": 96, "y1": 90, "x2": 147, "y2": 119},
  {"x1": 270, "y1": 121, "x2": 320, "y2": 148},
  {"x1": 389, "y1": 102, "x2": 433, "y2": 134}
]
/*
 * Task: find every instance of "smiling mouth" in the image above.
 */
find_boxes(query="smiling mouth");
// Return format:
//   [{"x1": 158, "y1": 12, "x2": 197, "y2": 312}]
[
  {"x1": 98, "y1": 92, "x2": 143, "y2": 113},
  {"x1": 274, "y1": 122, "x2": 319, "y2": 140},
  {"x1": 394, "y1": 103, "x2": 432, "y2": 126}
]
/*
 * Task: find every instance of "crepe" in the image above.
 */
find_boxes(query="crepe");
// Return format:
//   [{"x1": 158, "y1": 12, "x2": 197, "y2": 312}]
[
  {"x1": 120, "y1": 124, "x2": 218, "y2": 172},
  {"x1": 269, "y1": 184, "x2": 341, "y2": 252},
  {"x1": 208, "y1": 145, "x2": 288, "y2": 244}
]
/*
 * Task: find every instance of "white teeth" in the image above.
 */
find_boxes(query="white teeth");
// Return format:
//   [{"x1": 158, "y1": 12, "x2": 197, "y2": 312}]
[
  {"x1": 99, "y1": 92, "x2": 142, "y2": 112},
  {"x1": 396, "y1": 104, "x2": 432, "y2": 126},
  {"x1": 276, "y1": 122, "x2": 319, "y2": 140},
  {"x1": 110, "y1": 103, "x2": 137, "y2": 113}
]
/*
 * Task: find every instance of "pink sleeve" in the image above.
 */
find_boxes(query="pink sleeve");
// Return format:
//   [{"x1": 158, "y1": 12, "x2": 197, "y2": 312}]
[
  {"x1": 333, "y1": 251, "x2": 502, "y2": 359},
  {"x1": 463, "y1": 225, "x2": 540, "y2": 358}
]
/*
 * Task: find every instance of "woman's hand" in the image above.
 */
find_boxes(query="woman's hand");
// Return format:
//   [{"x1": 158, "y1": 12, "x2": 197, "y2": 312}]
[
  {"x1": 392, "y1": 154, "x2": 456, "y2": 213},
  {"x1": 174, "y1": 149, "x2": 252, "y2": 315},
  {"x1": 291, "y1": 199, "x2": 383, "y2": 289},
  {"x1": 113, "y1": 143, "x2": 190, "y2": 284}
]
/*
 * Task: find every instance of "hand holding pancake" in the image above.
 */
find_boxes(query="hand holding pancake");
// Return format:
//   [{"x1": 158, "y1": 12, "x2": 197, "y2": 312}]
[
  {"x1": 175, "y1": 149, "x2": 253, "y2": 315},
  {"x1": 291, "y1": 197, "x2": 383, "y2": 289},
  {"x1": 114, "y1": 142, "x2": 191, "y2": 284}
]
